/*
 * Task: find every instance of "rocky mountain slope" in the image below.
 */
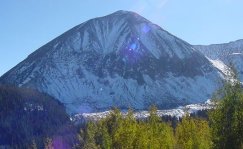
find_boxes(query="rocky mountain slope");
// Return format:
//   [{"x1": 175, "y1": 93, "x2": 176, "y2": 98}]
[
  {"x1": 0, "y1": 11, "x2": 223, "y2": 114},
  {"x1": 195, "y1": 39, "x2": 243, "y2": 82}
]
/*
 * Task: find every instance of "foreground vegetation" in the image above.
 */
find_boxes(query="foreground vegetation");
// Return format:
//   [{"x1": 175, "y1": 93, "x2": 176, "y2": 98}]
[
  {"x1": 73, "y1": 108, "x2": 211, "y2": 149},
  {"x1": 72, "y1": 80, "x2": 243, "y2": 149},
  {"x1": 0, "y1": 79, "x2": 243, "y2": 149}
]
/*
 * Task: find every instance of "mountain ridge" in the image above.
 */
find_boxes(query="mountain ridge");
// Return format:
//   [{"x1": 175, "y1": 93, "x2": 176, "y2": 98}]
[
  {"x1": 195, "y1": 39, "x2": 243, "y2": 47},
  {"x1": 194, "y1": 39, "x2": 243, "y2": 82}
]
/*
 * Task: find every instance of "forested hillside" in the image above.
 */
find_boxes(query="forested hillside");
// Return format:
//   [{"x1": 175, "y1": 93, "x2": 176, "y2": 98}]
[{"x1": 0, "y1": 86, "x2": 75, "y2": 148}]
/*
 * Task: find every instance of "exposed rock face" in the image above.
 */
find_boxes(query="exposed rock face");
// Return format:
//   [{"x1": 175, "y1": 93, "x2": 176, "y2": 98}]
[{"x1": 0, "y1": 11, "x2": 223, "y2": 114}]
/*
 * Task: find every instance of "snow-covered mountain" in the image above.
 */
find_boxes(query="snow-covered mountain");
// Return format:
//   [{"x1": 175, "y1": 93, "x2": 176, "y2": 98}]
[
  {"x1": 0, "y1": 10, "x2": 223, "y2": 114},
  {"x1": 195, "y1": 39, "x2": 243, "y2": 82}
]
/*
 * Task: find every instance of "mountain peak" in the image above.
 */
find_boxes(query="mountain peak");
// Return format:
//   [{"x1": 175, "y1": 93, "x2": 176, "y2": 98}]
[
  {"x1": 108, "y1": 10, "x2": 144, "y2": 17},
  {"x1": 0, "y1": 11, "x2": 223, "y2": 114},
  {"x1": 112, "y1": 10, "x2": 137, "y2": 15},
  {"x1": 90, "y1": 10, "x2": 151, "y2": 26}
]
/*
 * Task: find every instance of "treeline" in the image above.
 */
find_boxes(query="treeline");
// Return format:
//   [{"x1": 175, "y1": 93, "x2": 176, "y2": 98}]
[
  {"x1": 73, "y1": 107, "x2": 211, "y2": 149},
  {"x1": 1, "y1": 80, "x2": 243, "y2": 149},
  {"x1": 71, "y1": 81, "x2": 243, "y2": 149}
]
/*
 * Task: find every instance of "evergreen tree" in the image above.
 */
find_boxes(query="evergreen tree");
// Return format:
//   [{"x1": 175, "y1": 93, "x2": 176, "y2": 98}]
[
  {"x1": 147, "y1": 105, "x2": 175, "y2": 149},
  {"x1": 95, "y1": 119, "x2": 112, "y2": 149},
  {"x1": 175, "y1": 116, "x2": 212, "y2": 149},
  {"x1": 133, "y1": 122, "x2": 149, "y2": 149},
  {"x1": 209, "y1": 80, "x2": 243, "y2": 149},
  {"x1": 74, "y1": 129, "x2": 85, "y2": 149},
  {"x1": 113, "y1": 109, "x2": 137, "y2": 149},
  {"x1": 28, "y1": 140, "x2": 38, "y2": 149},
  {"x1": 44, "y1": 137, "x2": 53, "y2": 149},
  {"x1": 83, "y1": 122, "x2": 99, "y2": 149}
]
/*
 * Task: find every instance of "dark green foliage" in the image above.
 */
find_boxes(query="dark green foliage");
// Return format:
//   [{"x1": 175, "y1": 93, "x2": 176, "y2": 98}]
[
  {"x1": 209, "y1": 81, "x2": 243, "y2": 149},
  {"x1": 0, "y1": 85, "x2": 72, "y2": 148}
]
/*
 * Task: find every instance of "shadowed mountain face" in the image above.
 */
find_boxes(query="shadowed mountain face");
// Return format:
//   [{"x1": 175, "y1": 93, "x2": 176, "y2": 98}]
[
  {"x1": 0, "y1": 85, "x2": 72, "y2": 147},
  {"x1": 0, "y1": 11, "x2": 223, "y2": 114}
]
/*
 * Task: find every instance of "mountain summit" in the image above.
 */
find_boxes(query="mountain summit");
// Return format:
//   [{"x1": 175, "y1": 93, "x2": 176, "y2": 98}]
[{"x1": 0, "y1": 11, "x2": 223, "y2": 114}]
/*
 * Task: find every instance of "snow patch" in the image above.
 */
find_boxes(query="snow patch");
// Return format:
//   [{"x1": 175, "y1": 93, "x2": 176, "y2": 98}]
[{"x1": 72, "y1": 100, "x2": 215, "y2": 122}]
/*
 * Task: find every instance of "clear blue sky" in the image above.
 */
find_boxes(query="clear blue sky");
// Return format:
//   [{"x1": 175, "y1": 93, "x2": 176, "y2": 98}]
[{"x1": 1, "y1": 0, "x2": 243, "y2": 76}]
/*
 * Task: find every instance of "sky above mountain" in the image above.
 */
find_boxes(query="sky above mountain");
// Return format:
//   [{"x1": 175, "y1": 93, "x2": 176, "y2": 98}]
[{"x1": 1, "y1": 0, "x2": 243, "y2": 76}]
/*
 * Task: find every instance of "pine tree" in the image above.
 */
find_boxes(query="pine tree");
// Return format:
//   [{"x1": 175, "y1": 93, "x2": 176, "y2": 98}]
[
  {"x1": 95, "y1": 119, "x2": 112, "y2": 149},
  {"x1": 147, "y1": 105, "x2": 175, "y2": 149},
  {"x1": 175, "y1": 116, "x2": 212, "y2": 149},
  {"x1": 83, "y1": 122, "x2": 99, "y2": 149},
  {"x1": 75, "y1": 129, "x2": 85, "y2": 148},
  {"x1": 209, "y1": 80, "x2": 243, "y2": 149},
  {"x1": 113, "y1": 109, "x2": 137, "y2": 149},
  {"x1": 44, "y1": 137, "x2": 53, "y2": 149},
  {"x1": 133, "y1": 122, "x2": 149, "y2": 149},
  {"x1": 28, "y1": 140, "x2": 38, "y2": 149}
]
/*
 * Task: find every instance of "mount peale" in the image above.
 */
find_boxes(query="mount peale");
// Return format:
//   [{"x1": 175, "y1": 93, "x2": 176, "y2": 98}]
[{"x1": 0, "y1": 11, "x2": 224, "y2": 114}]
